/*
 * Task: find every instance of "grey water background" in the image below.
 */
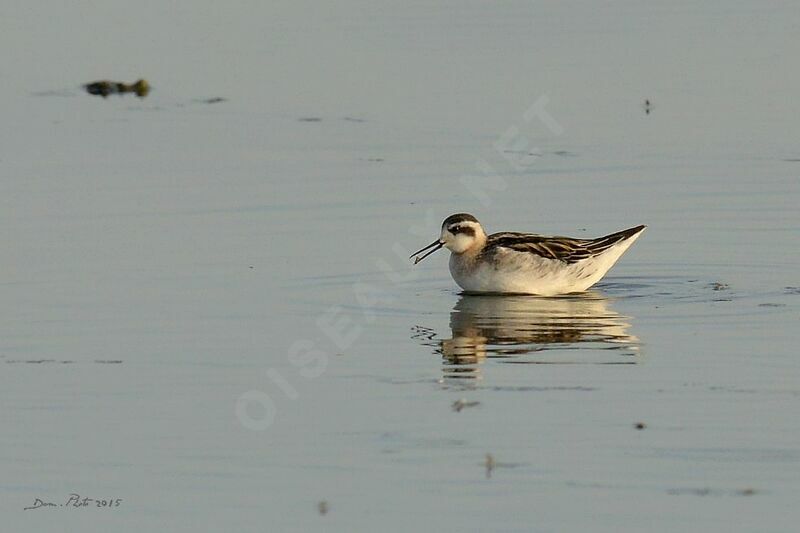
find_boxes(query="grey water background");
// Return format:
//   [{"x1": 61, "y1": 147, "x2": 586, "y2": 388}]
[{"x1": 2, "y1": 1, "x2": 799, "y2": 531}]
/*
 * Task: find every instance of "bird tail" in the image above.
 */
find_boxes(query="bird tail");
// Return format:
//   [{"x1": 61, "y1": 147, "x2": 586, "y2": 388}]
[{"x1": 586, "y1": 225, "x2": 646, "y2": 254}]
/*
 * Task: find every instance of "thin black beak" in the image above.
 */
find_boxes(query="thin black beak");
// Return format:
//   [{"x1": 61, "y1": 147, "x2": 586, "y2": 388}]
[{"x1": 410, "y1": 239, "x2": 444, "y2": 265}]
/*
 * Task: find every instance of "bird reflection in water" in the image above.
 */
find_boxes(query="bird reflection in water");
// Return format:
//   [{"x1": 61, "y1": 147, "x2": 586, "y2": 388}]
[{"x1": 411, "y1": 292, "x2": 640, "y2": 383}]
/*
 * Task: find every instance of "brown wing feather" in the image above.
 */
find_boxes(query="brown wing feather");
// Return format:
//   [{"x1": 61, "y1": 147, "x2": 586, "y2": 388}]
[{"x1": 484, "y1": 225, "x2": 645, "y2": 264}]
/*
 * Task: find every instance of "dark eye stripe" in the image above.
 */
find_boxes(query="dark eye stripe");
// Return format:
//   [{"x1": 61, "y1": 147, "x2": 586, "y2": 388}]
[{"x1": 449, "y1": 225, "x2": 475, "y2": 237}]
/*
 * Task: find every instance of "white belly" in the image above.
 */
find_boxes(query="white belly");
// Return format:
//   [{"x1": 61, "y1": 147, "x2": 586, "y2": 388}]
[{"x1": 449, "y1": 236, "x2": 640, "y2": 296}]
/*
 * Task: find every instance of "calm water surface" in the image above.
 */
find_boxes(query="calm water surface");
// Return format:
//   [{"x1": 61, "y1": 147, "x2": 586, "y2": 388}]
[{"x1": 2, "y1": 1, "x2": 799, "y2": 532}]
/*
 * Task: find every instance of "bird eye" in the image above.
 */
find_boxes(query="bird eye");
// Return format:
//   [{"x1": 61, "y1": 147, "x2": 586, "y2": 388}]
[{"x1": 450, "y1": 226, "x2": 460, "y2": 233}]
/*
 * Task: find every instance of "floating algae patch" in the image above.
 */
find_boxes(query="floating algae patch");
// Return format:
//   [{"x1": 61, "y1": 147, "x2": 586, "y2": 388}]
[{"x1": 84, "y1": 78, "x2": 150, "y2": 98}]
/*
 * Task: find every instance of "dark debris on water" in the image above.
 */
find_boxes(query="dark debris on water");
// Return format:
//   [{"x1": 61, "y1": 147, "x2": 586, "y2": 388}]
[
  {"x1": 452, "y1": 399, "x2": 480, "y2": 412},
  {"x1": 84, "y1": 79, "x2": 150, "y2": 98},
  {"x1": 667, "y1": 487, "x2": 758, "y2": 497},
  {"x1": 317, "y1": 501, "x2": 328, "y2": 515}
]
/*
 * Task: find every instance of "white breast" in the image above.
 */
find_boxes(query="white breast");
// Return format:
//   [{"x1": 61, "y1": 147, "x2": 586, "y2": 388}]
[{"x1": 448, "y1": 235, "x2": 641, "y2": 295}]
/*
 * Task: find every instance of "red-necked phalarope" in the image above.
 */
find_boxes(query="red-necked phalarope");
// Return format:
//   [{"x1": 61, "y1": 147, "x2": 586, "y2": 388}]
[{"x1": 411, "y1": 213, "x2": 646, "y2": 295}]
